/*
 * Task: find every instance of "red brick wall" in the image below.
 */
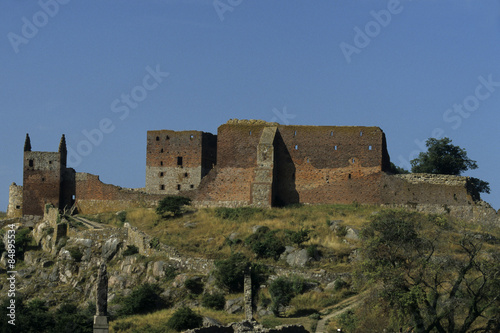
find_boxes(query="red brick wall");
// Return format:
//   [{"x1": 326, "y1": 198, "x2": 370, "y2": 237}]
[{"x1": 23, "y1": 152, "x2": 62, "y2": 216}]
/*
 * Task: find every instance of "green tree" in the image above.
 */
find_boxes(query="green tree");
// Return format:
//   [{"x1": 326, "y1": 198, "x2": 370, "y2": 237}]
[
  {"x1": 268, "y1": 276, "x2": 307, "y2": 316},
  {"x1": 410, "y1": 137, "x2": 490, "y2": 194},
  {"x1": 389, "y1": 162, "x2": 410, "y2": 174},
  {"x1": 213, "y1": 253, "x2": 267, "y2": 293},
  {"x1": 156, "y1": 196, "x2": 192, "y2": 218},
  {"x1": 411, "y1": 137, "x2": 477, "y2": 175},
  {"x1": 358, "y1": 210, "x2": 500, "y2": 333}
]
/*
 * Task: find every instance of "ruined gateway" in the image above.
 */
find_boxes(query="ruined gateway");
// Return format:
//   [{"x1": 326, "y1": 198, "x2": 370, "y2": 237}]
[{"x1": 7, "y1": 119, "x2": 491, "y2": 221}]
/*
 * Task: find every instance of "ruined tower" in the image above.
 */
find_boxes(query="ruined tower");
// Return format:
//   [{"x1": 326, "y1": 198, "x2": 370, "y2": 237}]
[
  {"x1": 22, "y1": 134, "x2": 74, "y2": 216},
  {"x1": 145, "y1": 130, "x2": 217, "y2": 194}
]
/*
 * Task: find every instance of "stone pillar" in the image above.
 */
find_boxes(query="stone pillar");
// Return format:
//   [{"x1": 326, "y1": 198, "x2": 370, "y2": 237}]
[
  {"x1": 244, "y1": 266, "x2": 253, "y2": 321},
  {"x1": 94, "y1": 262, "x2": 109, "y2": 333}
]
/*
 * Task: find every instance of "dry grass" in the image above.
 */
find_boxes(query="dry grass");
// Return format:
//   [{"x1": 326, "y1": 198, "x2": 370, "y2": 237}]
[
  {"x1": 109, "y1": 306, "x2": 244, "y2": 333},
  {"x1": 111, "y1": 203, "x2": 380, "y2": 262}
]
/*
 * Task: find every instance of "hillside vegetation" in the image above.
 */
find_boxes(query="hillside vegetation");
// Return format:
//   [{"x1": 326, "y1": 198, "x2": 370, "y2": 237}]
[{"x1": 2, "y1": 203, "x2": 500, "y2": 333}]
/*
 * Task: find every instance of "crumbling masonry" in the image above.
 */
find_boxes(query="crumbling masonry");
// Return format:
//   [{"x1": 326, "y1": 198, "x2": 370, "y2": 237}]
[{"x1": 7, "y1": 119, "x2": 484, "y2": 217}]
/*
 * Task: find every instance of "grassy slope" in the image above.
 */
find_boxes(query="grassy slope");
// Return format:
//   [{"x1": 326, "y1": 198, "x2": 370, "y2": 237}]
[{"x1": 80, "y1": 204, "x2": 500, "y2": 332}]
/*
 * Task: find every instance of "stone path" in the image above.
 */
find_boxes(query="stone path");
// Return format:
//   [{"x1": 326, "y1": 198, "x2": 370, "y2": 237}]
[
  {"x1": 315, "y1": 293, "x2": 364, "y2": 333},
  {"x1": 72, "y1": 216, "x2": 105, "y2": 229}
]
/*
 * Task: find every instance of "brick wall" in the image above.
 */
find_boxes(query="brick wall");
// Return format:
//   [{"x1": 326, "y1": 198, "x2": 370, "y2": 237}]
[
  {"x1": 23, "y1": 151, "x2": 63, "y2": 216},
  {"x1": 75, "y1": 173, "x2": 163, "y2": 214},
  {"x1": 145, "y1": 130, "x2": 216, "y2": 194}
]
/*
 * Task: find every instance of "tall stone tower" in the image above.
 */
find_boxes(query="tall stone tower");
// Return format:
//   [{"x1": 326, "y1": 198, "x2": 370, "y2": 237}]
[
  {"x1": 145, "y1": 130, "x2": 217, "y2": 195},
  {"x1": 22, "y1": 134, "x2": 73, "y2": 216}
]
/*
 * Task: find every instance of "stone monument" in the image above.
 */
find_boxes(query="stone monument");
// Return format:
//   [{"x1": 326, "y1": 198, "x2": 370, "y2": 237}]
[{"x1": 93, "y1": 262, "x2": 109, "y2": 333}]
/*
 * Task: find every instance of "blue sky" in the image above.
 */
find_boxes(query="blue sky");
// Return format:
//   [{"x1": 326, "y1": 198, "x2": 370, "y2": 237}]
[{"x1": 1, "y1": 0, "x2": 499, "y2": 211}]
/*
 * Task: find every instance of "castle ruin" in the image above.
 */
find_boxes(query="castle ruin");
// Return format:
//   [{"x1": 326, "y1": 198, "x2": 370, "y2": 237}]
[{"x1": 7, "y1": 120, "x2": 484, "y2": 218}]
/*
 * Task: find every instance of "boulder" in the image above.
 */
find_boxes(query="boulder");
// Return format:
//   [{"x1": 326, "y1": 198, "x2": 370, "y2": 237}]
[
  {"x1": 286, "y1": 248, "x2": 310, "y2": 268},
  {"x1": 102, "y1": 238, "x2": 121, "y2": 260},
  {"x1": 225, "y1": 297, "x2": 244, "y2": 314},
  {"x1": 345, "y1": 227, "x2": 360, "y2": 240}
]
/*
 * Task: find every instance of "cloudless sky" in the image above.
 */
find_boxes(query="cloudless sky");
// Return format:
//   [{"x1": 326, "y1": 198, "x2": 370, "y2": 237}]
[{"x1": 1, "y1": 0, "x2": 499, "y2": 211}]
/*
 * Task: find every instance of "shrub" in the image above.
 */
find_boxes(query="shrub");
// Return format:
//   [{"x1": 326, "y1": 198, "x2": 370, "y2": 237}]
[
  {"x1": 213, "y1": 253, "x2": 267, "y2": 293},
  {"x1": 214, "y1": 253, "x2": 249, "y2": 292},
  {"x1": 337, "y1": 310, "x2": 358, "y2": 333},
  {"x1": 122, "y1": 245, "x2": 139, "y2": 256},
  {"x1": 117, "y1": 211, "x2": 127, "y2": 222},
  {"x1": 185, "y1": 278, "x2": 204, "y2": 294},
  {"x1": 245, "y1": 228, "x2": 285, "y2": 260},
  {"x1": 201, "y1": 292, "x2": 225, "y2": 310},
  {"x1": 164, "y1": 266, "x2": 178, "y2": 281},
  {"x1": 150, "y1": 237, "x2": 161, "y2": 250},
  {"x1": 15, "y1": 228, "x2": 32, "y2": 260},
  {"x1": 67, "y1": 247, "x2": 83, "y2": 262},
  {"x1": 285, "y1": 228, "x2": 311, "y2": 247},
  {"x1": 156, "y1": 196, "x2": 192, "y2": 218},
  {"x1": 166, "y1": 307, "x2": 203, "y2": 331},
  {"x1": 117, "y1": 283, "x2": 166, "y2": 316},
  {"x1": 269, "y1": 276, "x2": 307, "y2": 316}
]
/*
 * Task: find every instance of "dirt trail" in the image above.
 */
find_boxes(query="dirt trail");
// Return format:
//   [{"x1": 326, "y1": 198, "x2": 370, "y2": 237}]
[{"x1": 315, "y1": 293, "x2": 364, "y2": 333}]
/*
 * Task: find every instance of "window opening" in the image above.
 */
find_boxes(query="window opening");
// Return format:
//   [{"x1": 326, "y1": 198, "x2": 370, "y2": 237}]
[
  {"x1": 160, "y1": 161, "x2": 163, "y2": 166},
  {"x1": 330, "y1": 131, "x2": 334, "y2": 136},
  {"x1": 294, "y1": 130, "x2": 297, "y2": 137},
  {"x1": 348, "y1": 174, "x2": 352, "y2": 179},
  {"x1": 190, "y1": 135, "x2": 194, "y2": 140},
  {"x1": 156, "y1": 136, "x2": 160, "y2": 141},
  {"x1": 29, "y1": 159, "x2": 34, "y2": 167},
  {"x1": 184, "y1": 172, "x2": 188, "y2": 178},
  {"x1": 249, "y1": 131, "x2": 252, "y2": 136},
  {"x1": 177, "y1": 156, "x2": 183, "y2": 166},
  {"x1": 190, "y1": 185, "x2": 194, "y2": 189},
  {"x1": 368, "y1": 145, "x2": 372, "y2": 150},
  {"x1": 177, "y1": 184, "x2": 181, "y2": 190},
  {"x1": 160, "y1": 185, "x2": 165, "y2": 190},
  {"x1": 360, "y1": 131, "x2": 363, "y2": 136},
  {"x1": 334, "y1": 146, "x2": 337, "y2": 151},
  {"x1": 166, "y1": 135, "x2": 170, "y2": 140},
  {"x1": 159, "y1": 172, "x2": 164, "y2": 177},
  {"x1": 160, "y1": 148, "x2": 164, "y2": 153},
  {"x1": 294, "y1": 145, "x2": 298, "y2": 150}
]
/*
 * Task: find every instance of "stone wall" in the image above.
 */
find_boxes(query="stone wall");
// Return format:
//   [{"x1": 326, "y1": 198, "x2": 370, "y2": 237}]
[
  {"x1": 75, "y1": 173, "x2": 163, "y2": 214},
  {"x1": 7, "y1": 183, "x2": 23, "y2": 218},
  {"x1": 381, "y1": 173, "x2": 473, "y2": 206},
  {"x1": 145, "y1": 130, "x2": 216, "y2": 195}
]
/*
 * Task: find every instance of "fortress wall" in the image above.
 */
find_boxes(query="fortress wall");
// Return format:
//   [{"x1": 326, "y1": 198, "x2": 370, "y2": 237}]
[
  {"x1": 146, "y1": 130, "x2": 216, "y2": 194},
  {"x1": 381, "y1": 174, "x2": 473, "y2": 206},
  {"x1": 7, "y1": 183, "x2": 23, "y2": 218},
  {"x1": 23, "y1": 151, "x2": 62, "y2": 216},
  {"x1": 276, "y1": 126, "x2": 386, "y2": 169},
  {"x1": 75, "y1": 173, "x2": 163, "y2": 214},
  {"x1": 216, "y1": 124, "x2": 265, "y2": 168}
]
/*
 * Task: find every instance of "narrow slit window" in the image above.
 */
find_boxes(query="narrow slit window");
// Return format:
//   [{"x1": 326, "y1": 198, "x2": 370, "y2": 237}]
[
  {"x1": 160, "y1": 148, "x2": 164, "y2": 153},
  {"x1": 368, "y1": 145, "x2": 372, "y2": 150},
  {"x1": 352, "y1": 158, "x2": 355, "y2": 163},
  {"x1": 190, "y1": 184, "x2": 194, "y2": 189},
  {"x1": 29, "y1": 159, "x2": 34, "y2": 167},
  {"x1": 156, "y1": 136, "x2": 160, "y2": 141},
  {"x1": 177, "y1": 156, "x2": 183, "y2": 166},
  {"x1": 177, "y1": 184, "x2": 181, "y2": 190},
  {"x1": 190, "y1": 135, "x2": 194, "y2": 140},
  {"x1": 348, "y1": 174, "x2": 352, "y2": 179},
  {"x1": 159, "y1": 172, "x2": 164, "y2": 177},
  {"x1": 294, "y1": 145, "x2": 298, "y2": 150},
  {"x1": 330, "y1": 131, "x2": 334, "y2": 136},
  {"x1": 249, "y1": 131, "x2": 252, "y2": 136},
  {"x1": 360, "y1": 131, "x2": 363, "y2": 136},
  {"x1": 160, "y1": 161, "x2": 163, "y2": 166},
  {"x1": 166, "y1": 135, "x2": 170, "y2": 140},
  {"x1": 294, "y1": 130, "x2": 297, "y2": 137},
  {"x1": 184, "y1": 172, "x2": 188, "y2": 178},
  {"x1": 334, "y1": 146, "x2": 337, "y2": 151},
  {"x1": 160, "y1": 185, "x2": 165, "y2": 190},
  {"x1": 306, "y1": 158, "x2": 310, "y2": 163}
]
